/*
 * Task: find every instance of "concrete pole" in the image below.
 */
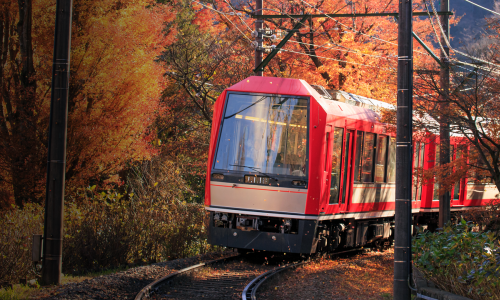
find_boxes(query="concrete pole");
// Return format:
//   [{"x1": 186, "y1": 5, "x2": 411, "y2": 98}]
[
  {"x1": 41, "y1": 0, "x2": 73, "y2": 286},
  {"x1": 438, "y1": 0, "x2": 451, "y2": 229},
  {"x1": 254, "y1": 0, "x2": 263, "y2": 76},
  {"x1": 394, "y1": 0, "x2": 413, "y2": 297}
]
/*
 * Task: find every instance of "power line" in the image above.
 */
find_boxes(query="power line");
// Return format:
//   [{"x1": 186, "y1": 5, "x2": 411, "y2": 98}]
[
  {"x1": 284, "y1": 39, "x2": 398, "y2": 60},
  {"x1": 423, "y1": 0, "x2": 449, "y2": 59},
  {"x1": 297, "y1": 0, "x2": 398, "y2": 45},
  {"x1": 428, "y1": 0, "x2": 453, "y2": 50},
  {"x1": 426, "y1": 0, "x2": 500, "y2": 70},
  {"x1": 259, "y1": 7, "x2": 403, "y2": 61},
  {"x1": 280, "y1": 48, "x2": 396, "y2": 71},
  {"x1": 223, "y1": 0, "x2": 253, "y2": 32},
  {"x1": 191, "y1": 0, "x2": 254, "y2": 43},
  {"x1": 295, "y1": 0, "x2": 435, "y2": 58},
  {"x1": 464, "y1": 0, "x2": 500, "y2": 17}
]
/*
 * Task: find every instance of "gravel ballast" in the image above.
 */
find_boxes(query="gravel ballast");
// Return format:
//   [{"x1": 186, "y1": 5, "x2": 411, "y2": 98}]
[{"x1": 35, "y1": 251, "x2": 235, "y2": 299}]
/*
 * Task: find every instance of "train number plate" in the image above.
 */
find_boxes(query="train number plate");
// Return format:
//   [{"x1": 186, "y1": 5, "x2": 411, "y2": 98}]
[{"x1": 244, "y1": 175, "x2": 270, "y2": 185}]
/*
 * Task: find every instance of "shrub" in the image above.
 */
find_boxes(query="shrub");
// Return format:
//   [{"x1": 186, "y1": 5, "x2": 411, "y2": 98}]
[
  {"x1": 62, "y1": 189, "x2": 213, "y2": 273},
  {"x1": 412, "y1": 219, "x2": 500, "y2": 300},
  {"x1": 0, "y1": 204, "x2": 44, "y2": 284},
  {"x1": 461, "y1": 199, "x2": 500, "y2": 238},
  {"x1": 0, "y1": 190, "x2": 215, "y2": 283},
  {"x1": 0, "y1": 157, "x2": 217, "y2": 284}
]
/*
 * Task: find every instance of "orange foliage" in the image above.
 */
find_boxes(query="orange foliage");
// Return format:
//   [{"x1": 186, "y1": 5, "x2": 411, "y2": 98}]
[
  {"x1": 0, "y1": 0, "x2": 177, "y2": 207},
  {"x1": 203, "y1": 0, "x2": 459, "y2": 103}
]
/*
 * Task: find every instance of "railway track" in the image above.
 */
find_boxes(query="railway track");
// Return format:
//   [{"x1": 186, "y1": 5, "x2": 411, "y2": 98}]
[
  {"x1": 135, "y1": 248, "x2": 369, "y2": 300},
  {"x1": 241, "y1": 259, "x2": 308, "y2": 300}
]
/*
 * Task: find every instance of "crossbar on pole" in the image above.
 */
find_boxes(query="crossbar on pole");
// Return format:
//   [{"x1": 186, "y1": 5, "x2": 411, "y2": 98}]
[{"x1": 251, "y1": 11, "x2": 453, "y2": 19}]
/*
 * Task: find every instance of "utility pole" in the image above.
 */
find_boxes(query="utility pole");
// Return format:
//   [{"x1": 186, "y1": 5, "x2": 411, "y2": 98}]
[
  {"x1": 394, "y1": 0, "x2": 412, "y2": 296},
  {"x1": 41, "y1": 0, "x2": 74, "y2": 286},
  {"x1": 438, "y1": 0, "x2": 451, "y2": 229},
  {"x1": 254, "y1": 0, "x2": 263, "y2": 76}
]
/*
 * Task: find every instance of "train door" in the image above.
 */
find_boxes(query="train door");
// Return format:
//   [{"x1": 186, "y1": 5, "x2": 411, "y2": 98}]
[
  {"x1": 340, "y1": 130, "x2": 354, "y2": 211},
  {"x1": 453, "y1": 145, "x2": 465, "y2": 206},
  {"x1": 323, "y1": 126, "x2": 333, "y2": 205},
  {"x1": 329, "y1": 128, "x2": 344, "y2": 205}
]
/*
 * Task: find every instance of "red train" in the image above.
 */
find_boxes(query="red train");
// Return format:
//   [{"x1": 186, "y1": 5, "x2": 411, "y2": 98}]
[{"x1": 204, "y1": 76, "x2": 497, "y2": 254}]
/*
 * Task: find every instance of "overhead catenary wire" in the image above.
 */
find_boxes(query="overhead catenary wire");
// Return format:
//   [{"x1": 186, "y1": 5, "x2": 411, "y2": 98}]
[
  {"x1": 295, "y1": 0, "x2": 396, "y2": 46},
  {"x1": 194, "y1": 0, "x2": 499, "y2": 76},
  {"x1": 295, "y1": 0, "x2": 435, "y2": 58},
  {"x1": 423, "y1": 0, "x2": 449, "y2": 59},
  {"x1": 280, "y1": 48, "x2": 396, "y2": 71},
  {"x1": 252, "y1": 7, "x2": 408, "y2": 70},
  {"x1": 428, "y1": 0, "x2": 453, "y2": 50},
  {"x1": 223, "y1": 0, "x2": 253, "y2": 32},
  {"x1": 464, "y1": 0, "x2": 500, "y2": 17},
  {"x1": 250, "y1": 7, "x2": 398, "y2": 64},
  {"x1": 191, "y1": 0, "x2": 253, "y2": 43},
  {"x1": 284, "y1": 39, "x2": 398, "y2": 60},
  {"x1": 427, "y1": 0, "x2": 500, "y2": 70},
  {"x1": 251, "y1": 4, "x2": 442, "y2": 64},
  {"x1": 452, "y1": 59, "x2": 500, "y2": 75}
]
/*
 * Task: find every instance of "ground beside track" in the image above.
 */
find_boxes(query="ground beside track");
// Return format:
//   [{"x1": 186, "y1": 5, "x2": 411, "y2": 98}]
[
  {"x1": 23, "y1": 249, "x2": 394, "y2": 299},
  {"x1": 28, "y1": 251, "x2": 236, "y2": 299},
  {"x1": 258, "y1": 249, "x2": 394, "y2": 300}
]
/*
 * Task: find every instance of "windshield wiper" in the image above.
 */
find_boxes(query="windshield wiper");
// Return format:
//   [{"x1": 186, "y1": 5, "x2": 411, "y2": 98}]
[
  {"x1": 229, "y1": 164, "x2": 279, "y2": 181},
  {"x1": 225, "y1": 96, "x2": 267, "y2": 119}
]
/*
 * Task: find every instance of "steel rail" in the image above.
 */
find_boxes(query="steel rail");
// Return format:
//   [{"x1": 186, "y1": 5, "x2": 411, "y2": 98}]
[
  {"x1": 241, "y1": 259, "x2": 309, "y2": 300},
  {"x1": 134, "y1": 254, "x2": 240, "y2": 300},
  {"x1": 241, "y1": 247, "x2": 370, "y2": 300}
]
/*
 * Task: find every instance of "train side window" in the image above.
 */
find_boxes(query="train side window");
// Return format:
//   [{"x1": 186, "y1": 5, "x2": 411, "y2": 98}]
[
  {"x1": 387, "y1": 137, "x2": 396, "y2": 183},
  {"x1": 325, "y1": 132, "x2": 330, "y2": 171},
  {"x1": 361, "y1": 132, "x2": 376, "y2": 182},
  {"x1": 454, "y1": 147, "x2": 461, "y2": 200},
  {"x1": 412, "y1": 142, "x2": 419, "y2": 200},
  {"x1": 468, "y1": 149, "x2": 494, "y2": 184},
  {"x1": 330, "y1": 128, "x2": 344, "y2": 204},
  {"x1": 434, "y1": 145, "x2": 440, "y2": 200},
  {"x1": 417, "y1": 143, "x2": 425, "y2": 200},
  {"x1": 374, "y1": 135, "x2": 388, "y2": 183},
  {"x1": 354, "y1": 131, "x2": 363, "y2": 182}
]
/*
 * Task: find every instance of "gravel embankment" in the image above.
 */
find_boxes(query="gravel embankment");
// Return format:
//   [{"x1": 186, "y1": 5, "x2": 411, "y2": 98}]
[
  {"x1": 34, "y1": 251, "x2": 235, "y2": 299},
  {"x1": 31, "y1": 249, "x2": 394, "y2": 299}
]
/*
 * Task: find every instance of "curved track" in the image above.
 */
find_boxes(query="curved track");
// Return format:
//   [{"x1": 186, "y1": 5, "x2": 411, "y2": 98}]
[
  {"x1": 136, "y1": 248, "x2": 370, "y2": 300},
  {"x1": 134, "y1": 254, "x2": 242, "y2": 299},
  {"x1": 242, "y1": 248, "x2": 366, "y2": 300},
  {"x1": 241, "y1": 260, "x2": 308, "y2": 300}
]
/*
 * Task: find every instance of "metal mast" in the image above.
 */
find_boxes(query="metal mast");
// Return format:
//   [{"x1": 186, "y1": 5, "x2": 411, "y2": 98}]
[
  {"x1": 438, "y1": 0, "x2": 451, "y2": 229},
  {"x1": 394, "y1": 0, "x2": 413, "y2": 296},
  {"x1": 254, "y1": 0, "x2": 263, "y2": 76},
  {"x1": 41, "y1": 0, "x2": 74, "y2": 286}
]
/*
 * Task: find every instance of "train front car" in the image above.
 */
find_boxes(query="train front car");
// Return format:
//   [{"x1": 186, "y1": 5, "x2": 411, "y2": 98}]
[{"x1": 205, "y1": 77, "x2": 327, "y2": 254}]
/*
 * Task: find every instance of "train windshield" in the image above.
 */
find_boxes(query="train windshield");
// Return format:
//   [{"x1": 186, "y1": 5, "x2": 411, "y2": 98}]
[{"x1": 214, "y1": 94, "x2": 308, "y2": 177}]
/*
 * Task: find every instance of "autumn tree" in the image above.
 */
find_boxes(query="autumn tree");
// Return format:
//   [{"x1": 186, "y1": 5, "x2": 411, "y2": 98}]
[
  {"x1": 153, "y1": 0, "x2": 253, "y2": 202},
  {"x1": 216, "y1": 0, "x2": 455, "y2": 103},
  {"x1": 412, "y1": 9, "x2": 500, "y2": 192},
  {"x1": 0, "y1": 0, "x2": 175, "y2": 208}
]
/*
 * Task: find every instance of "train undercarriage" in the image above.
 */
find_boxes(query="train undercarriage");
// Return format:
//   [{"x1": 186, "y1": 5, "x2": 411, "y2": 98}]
[{"x1": 208, "y1": 212, "x2": 396, "y2": 254}]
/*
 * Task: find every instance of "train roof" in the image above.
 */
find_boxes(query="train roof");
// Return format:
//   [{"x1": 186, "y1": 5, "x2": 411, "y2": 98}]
[
  {"x1": 226, "y1": 76, "x2": 465, "y2": 137},
  {"x1": 226, "y1": 76, "x2": 381, "y2": 124}
]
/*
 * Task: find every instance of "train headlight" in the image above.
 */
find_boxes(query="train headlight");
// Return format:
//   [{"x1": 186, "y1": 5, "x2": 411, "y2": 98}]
[
  {"x1": 292, "y1": 180, "x2": 307, "y2": 186},
  {"x1": 212, "y1": 173, "x2": 224, "y2": 180}
]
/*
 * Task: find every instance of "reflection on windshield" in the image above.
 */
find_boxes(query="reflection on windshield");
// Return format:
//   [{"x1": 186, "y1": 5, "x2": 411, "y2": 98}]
[{"x1": 214, "y1": 94, "x2": 308, "y2": 177}]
